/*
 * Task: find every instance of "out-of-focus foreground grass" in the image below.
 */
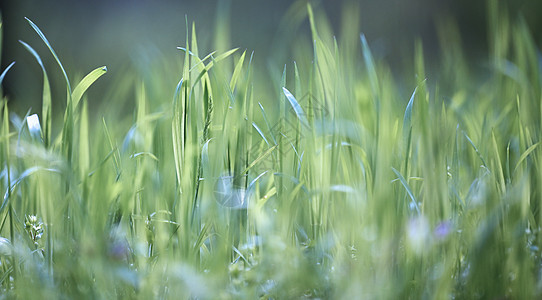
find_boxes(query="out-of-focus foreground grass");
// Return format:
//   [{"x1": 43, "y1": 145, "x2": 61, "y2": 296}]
[{"x1": 1, "y1": 0, "x2": 542, "y2": 298}]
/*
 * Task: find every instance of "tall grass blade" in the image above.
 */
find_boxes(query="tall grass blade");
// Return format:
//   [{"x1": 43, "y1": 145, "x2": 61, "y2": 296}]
[
  {"x1": 25, "y1": 17, "x2": 71, "y2": 94},
  {"x1": 230, "y1": 50, "x2": 246, "y2": 92},
  {"x1": 403, "y1": 87, "x2": 417, "y2": 139},
  {"x1": 172, "y1": 79, "x2": 184, "y2": 187},
  {"x1": 392, "y1": 167, "x2": 420, "y2": 214},
  {"x1": 19, "y1": 41, "x2": 52, "y2": 147}
]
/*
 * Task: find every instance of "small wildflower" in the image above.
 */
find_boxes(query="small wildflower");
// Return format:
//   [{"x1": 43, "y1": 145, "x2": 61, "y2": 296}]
[
  {"x1": 434, "y1": 221, "x2": 453, "y2": 241},
  {"x1": 25, "y1": 215, "x2": 44, "y2": 247},
  {"x1": 108, "y1": 226, "x2": 130, "y2": 262},
  {"x1": 109, "y1": 239, "x2": 130, "y2": 261}
]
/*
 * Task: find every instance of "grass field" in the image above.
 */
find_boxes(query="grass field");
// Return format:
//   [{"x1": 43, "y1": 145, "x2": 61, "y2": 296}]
[{"x1": 1, "y1": 0, "x2": 542, "y2": 298}]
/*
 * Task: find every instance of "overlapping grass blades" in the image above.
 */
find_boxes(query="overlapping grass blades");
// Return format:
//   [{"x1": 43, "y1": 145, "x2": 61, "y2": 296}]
[{"x1": 0, "y1": 1, "x2": 542, "y2": 298}]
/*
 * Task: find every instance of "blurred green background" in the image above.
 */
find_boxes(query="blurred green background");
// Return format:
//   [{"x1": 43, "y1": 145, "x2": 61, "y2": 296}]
[
  {"x1": 1, "y1": 0, "x2": 541, "y2": 114},
  {"x1": 1, "y1": 1, "x2": 542, "y2": 298}
]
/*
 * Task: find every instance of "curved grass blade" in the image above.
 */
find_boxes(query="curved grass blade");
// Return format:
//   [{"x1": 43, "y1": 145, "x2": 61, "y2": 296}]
[
  {"x1": 177, "y1": 48, "x2": 217, "y2": 71},
  {"x1": 282, "y1": 87, "x2": 310, "y2": 129},
  {"x1": 514, "y1": 142, "x2": 539, "y2": 174},
  {"x1": 247, "y1": 171, "x2": 269, "y2": 195},
  {"x1": 72, "y1": 66, "x2": 107, "y2": 109},
  {"x1": 130, "y1": 152, "x2": 159, "y2": 161},
  {"x1": 0, "y1": 62, "x2": 15, "y2": 86},
  {"x1": 252, "y1": 122, "x2": 270, "y2": 146},
  {"x1": 1, "y1": 167, "x2": 61, "y2": 215},
  {"x1": 392, "y1": 167, "x2": 420, "y2": 214},
  {"x1": 26, "y1": 17, "x2": 75, "y2": 161},
  {"x1": 19, "y1": 41, "x2": 52, "y2": 146},
  {"x1": 230, "y1": 50, "x2": 246, "y2": 91},
  {"x1": 25, "y1": 17, "x2": 71, "y2": 94},
  {"x1": 191, "y1": 48, "x2": 238, "y2": 89}
]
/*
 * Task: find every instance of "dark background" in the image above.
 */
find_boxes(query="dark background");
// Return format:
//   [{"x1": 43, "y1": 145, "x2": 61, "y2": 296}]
[{"x1": 1, "y1": 0, "x2": 541, "y2": 112}]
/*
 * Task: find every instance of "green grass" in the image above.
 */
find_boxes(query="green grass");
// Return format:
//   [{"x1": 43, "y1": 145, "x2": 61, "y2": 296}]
[{"x1": 1, "y1": 0, "x2": 542, "y2": 298}]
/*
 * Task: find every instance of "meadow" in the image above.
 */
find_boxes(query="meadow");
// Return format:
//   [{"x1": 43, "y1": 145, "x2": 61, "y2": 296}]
[{"x1": 1, "y1": 1, "x2": 542, "y2": 298}]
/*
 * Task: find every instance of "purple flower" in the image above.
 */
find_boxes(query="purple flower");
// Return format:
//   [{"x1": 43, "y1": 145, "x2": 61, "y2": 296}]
[{"x1": 434, "y1": 221, "x2": 452, "y2": 240}]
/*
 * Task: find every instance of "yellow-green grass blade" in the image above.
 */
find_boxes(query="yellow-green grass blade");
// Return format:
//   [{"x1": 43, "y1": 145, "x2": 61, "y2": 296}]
[
  {"x1": 72, "y1": 66, "x2": 107, "y2": 110},
  {"x1": 490, "y1": 131, "x2": 506, "y2": 195},
  {"x1": 514, "y1": 142, "x2": 539, "y2": 174},
  {"x1": 230, "y1": 50, "x2": 246, "y2": 92},
  {"x1": 79, "y1": 100, "x2": 90, "y2": 178},
  {"x1": 240, "y1": 144, "x2": 278, "y2": 176},
  {"x1": 102, "y1": 118, "x2": 121, "y2": 180},
  {"x1": 190, "y1": 48, "x2": 239, "y2": 90}
]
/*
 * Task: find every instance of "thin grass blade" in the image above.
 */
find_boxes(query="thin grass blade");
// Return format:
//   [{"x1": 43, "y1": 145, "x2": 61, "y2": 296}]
[
  {"x1": 282, "y1": 87, "x2": 310, "y2": 129},
  {"x1": 19, "y1": 41, "x2": 52, "y2": 146}
]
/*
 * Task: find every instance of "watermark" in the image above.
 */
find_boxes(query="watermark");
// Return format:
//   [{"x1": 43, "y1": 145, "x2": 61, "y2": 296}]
[{"x1": 247, "y1": 91, "x2": 328, "y2": 168}]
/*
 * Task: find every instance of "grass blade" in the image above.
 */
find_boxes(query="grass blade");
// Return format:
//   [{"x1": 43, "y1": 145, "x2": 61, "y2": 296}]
[
  {"x1": 25, "y1": 17, "x2": 71, "y2": 94},
  {"x1": 403, "y1": 87, "x2": 417, "y2": 135},
  {"x1": 19, "y1": 41, "x2": 52, "y2": 147},
  {"x1": 0, "y1": 61, "x2": 15, "y2": 86},
  {"x1": 230, "y1": 50, "x2": 246, "y2": 92},
  {"x1": 282, "y1": 87, "x2": 310, "y2": 129},
  {"x1": 514, "y1": 142, "x2": 539, "y2": 174},
  {"x1": 464, "y1": 131, "x2": 488, "y2": 169},
  {"x1": 240, "y1": 144, "x2": 278, "y2": 176},
  {"x1": 72, "y1": 66, "x2": 107, "y2": 109},
  {"x1": 392, "y1": 167, "x2": 420, "y2": 214}
]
